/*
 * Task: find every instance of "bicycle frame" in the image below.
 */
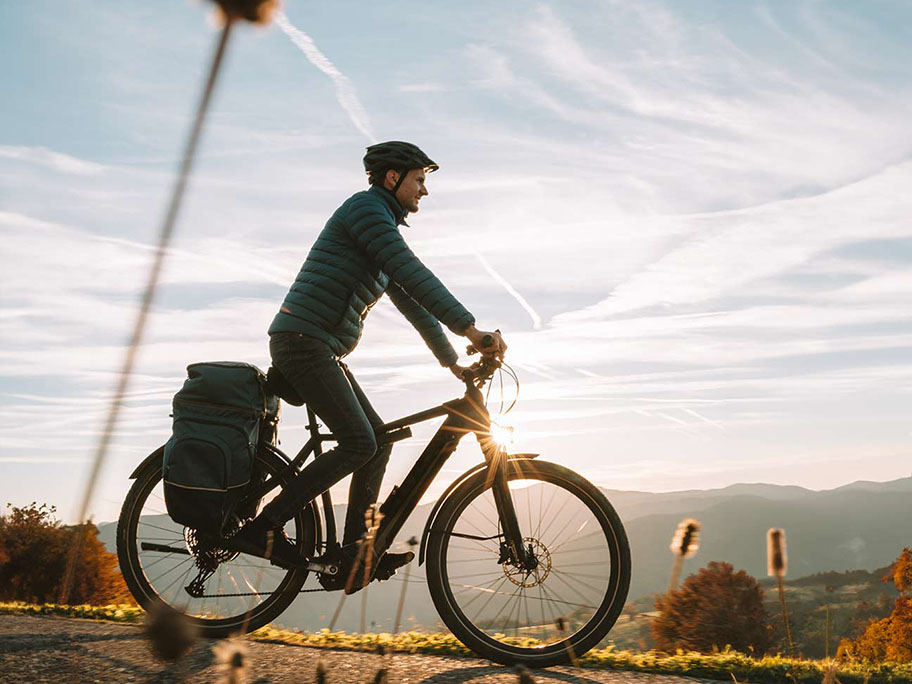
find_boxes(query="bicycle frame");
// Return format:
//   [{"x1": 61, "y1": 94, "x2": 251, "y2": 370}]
[{"x1": 240, "y1": 379, "x2": 533, "y2": 568}]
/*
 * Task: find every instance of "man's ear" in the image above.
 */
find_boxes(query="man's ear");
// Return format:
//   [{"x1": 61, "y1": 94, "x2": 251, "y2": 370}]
[{"x1": 385, "y1": 169, "x2": 400, "y2": 190}]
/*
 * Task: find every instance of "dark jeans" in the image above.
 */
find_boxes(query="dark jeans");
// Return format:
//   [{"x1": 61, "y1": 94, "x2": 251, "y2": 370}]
[{"x1": 266, "y1": 332, "x2": 392, "y2": 546}]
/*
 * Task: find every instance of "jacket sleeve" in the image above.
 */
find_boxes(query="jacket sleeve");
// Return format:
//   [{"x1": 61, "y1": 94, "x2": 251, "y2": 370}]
[
  {"x1": 347, "y1": 195, "x2": 476, "y2": 335},
  {"x1": 386, "y1": 281, "x2": 459, "y2": 367}
]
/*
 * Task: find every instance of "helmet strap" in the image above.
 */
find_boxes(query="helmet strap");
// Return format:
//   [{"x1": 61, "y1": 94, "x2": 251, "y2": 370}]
[{"x1": 390, "y1": 168, "x2": 408, "y2": 196}]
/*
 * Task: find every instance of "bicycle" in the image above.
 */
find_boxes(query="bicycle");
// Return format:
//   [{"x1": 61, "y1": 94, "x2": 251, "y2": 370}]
[{"x1": 116, "y1": 347, "x2": 631, "y2": 667}]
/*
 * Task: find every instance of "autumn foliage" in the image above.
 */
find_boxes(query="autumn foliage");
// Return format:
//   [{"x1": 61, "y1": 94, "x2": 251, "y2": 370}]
[
  {"x1": 652, "y1": 561, "x2": 771, "y2": 655},
  {"x1": 839, "y1": 548, "x2": 912, "y2": 663},
  {"x1": 0, "y1": 502, "x2": 133, "y2": 605}
]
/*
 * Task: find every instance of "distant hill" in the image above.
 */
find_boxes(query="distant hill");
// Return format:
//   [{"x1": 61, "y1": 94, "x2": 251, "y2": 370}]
[
  {"x1": 615, "y1": 478, "x2": 912, "y2": 599},
  {"x1": 97, "y1": 476, "x2": 912, "y2": 632}
]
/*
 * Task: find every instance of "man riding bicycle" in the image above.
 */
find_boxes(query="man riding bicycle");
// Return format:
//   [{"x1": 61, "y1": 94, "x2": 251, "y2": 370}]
[{"x1": 228, "y1": 141, "x2": 507, "y2": 580}]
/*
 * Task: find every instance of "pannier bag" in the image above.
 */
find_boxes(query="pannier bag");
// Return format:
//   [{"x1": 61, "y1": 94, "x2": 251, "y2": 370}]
[{"x1": 163, "y1": 361, "x2": 279, "y2": 535}]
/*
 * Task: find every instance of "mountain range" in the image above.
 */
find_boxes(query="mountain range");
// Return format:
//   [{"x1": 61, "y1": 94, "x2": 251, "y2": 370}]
[{"x1": 97, "y1": 475, "x2": 912, "y2": 633}]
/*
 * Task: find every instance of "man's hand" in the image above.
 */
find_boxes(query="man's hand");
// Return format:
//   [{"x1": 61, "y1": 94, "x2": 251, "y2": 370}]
[
  {"x1": 448, "y1": 362, "x2": 471, "y2": 381},
  {"x1": 464, "y1": 325, "x2": 508, "y2": 359}
]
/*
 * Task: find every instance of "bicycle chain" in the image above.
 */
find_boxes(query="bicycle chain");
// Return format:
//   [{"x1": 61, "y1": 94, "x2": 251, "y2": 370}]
[{"x1": 189, "y1": 586, "x2": 326, "y2": 598}]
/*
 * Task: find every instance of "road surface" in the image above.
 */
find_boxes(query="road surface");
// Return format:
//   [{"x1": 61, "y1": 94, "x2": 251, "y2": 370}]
[{"x1": 0, "y1": 614, "x2": 721, "y2": 683}]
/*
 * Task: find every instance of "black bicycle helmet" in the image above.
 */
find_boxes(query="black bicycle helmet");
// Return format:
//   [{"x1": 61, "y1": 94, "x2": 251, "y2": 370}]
[{"x1": 363, "y1": 141, "x2": 438, "y2": 191}]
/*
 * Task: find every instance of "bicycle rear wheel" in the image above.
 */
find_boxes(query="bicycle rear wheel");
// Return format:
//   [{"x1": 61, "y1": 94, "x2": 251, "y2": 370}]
[
  {"x1": 116, "y1": 446, "x2": 318, "y2": 637},
  {"x1": 425, "y1": 459, "x2": 630, "y2": 667}
]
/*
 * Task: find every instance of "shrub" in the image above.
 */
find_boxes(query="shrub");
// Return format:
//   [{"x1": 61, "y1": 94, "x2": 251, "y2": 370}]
[
  {"x1": 0, "y1": 502, "x2": 133, "y2": 605},
  {"x1": 842, "y1": 548, "x2": 912, "y2": 663},
  {"x1": 652, "y1": 561, "x2": 771, "y2": 655}
]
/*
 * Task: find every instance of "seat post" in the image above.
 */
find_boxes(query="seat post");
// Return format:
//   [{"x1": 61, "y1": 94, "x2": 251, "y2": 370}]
[{"x1": 305, "y1": 406, "x2": 321, "y2": 437}]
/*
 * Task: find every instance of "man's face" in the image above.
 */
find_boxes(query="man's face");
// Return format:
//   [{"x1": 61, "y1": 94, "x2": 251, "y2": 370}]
[{"x1": 390, "y1": 168, "x2": 428, "y2": 213}]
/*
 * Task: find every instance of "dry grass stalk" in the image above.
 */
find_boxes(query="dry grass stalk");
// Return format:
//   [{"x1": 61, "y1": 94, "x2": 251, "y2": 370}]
[
  {"x1": 144, "y1": 601, "x2": 199, "y2": 663},
  {"x1": 767, "y1": 528, "x2": 794, "y2": 658},
  {"x1": 393, "y1": 536, "x2": 420, "y2": 634},
  {"x1": 667, "y1": 518, "x2": 701, "y2": 593},
  {"x1": 554, "y1": 616, "x2": 578, "y2": 666},
  {"x1": 59, "y1": 4, "x2": 235, "y2": 607},
  {"x1": 515, "y1": 664, "x2": 536, "y2": 683}
]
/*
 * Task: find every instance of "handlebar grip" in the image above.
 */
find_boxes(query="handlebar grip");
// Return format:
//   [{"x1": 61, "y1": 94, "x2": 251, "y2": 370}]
[{"x1": 467, "y1": 333, "x2": 496, "y2": 355}]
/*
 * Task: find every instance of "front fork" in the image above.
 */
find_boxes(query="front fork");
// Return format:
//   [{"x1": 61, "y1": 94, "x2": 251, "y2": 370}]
[{"x1": 475, "y1": 415, "x2": 536, "y2": 571}]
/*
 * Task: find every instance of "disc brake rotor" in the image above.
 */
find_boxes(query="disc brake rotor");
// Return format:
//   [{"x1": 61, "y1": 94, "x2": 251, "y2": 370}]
[{"x1": 503, "y1": 537, "x2": 551, "y2": 587}]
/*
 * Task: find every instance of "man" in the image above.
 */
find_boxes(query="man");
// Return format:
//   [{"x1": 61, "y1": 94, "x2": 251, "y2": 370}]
[{"x1": 229, "y1": 141, "x2": 507, "y2": 581}]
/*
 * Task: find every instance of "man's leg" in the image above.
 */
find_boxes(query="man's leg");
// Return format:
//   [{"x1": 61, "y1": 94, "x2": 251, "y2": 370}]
[
  {"x1": 230, "y1": 334, "x2": 377, "y2": 566},
  {"x1": 260, "y1": 334, "x2": 379, "y2": 525},
  {"x1": 339, "y1": 362, "x2": 392, "y2": 547},
  {"x1": 337, "y1": 361, "x2": 414, "y2": 586}
]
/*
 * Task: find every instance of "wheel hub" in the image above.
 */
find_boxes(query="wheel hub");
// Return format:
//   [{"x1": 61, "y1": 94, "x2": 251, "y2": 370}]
[{"x1": 502, "y1": 537, "x2": 551, "y2": 587}]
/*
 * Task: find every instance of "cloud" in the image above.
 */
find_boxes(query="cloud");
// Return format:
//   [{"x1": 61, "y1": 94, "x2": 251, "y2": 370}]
[
  {"x1": 398, "y1": 83, "x2": 448, "y2": 93},
  {"x1": 0, "y1": 146, "x2": 105, "y2": 175},
  {"x1": 555, "y1": 161, "x2": 912, "y2": 321},
  {"x1": 274, "y1": 11, "x2": 376, "y2": 143}
]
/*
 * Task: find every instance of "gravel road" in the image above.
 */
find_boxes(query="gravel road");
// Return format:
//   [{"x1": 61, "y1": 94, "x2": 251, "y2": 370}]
[{"x1": 0, "y1": 615, "x2": 720, "y2": 684}]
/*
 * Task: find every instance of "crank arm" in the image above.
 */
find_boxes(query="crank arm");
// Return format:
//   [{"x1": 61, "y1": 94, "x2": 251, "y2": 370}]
[{"x1": 306, "y1": 561, "x2": 340, "y2": 575}]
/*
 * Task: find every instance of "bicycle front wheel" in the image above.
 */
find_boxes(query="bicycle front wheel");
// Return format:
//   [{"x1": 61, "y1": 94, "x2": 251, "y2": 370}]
[
  {"x1": 116, "y1": 445, "x2": 318, "y2": 637},
  {"x1": 425, "y1": 459, "x2": 630, "y2": 667}
]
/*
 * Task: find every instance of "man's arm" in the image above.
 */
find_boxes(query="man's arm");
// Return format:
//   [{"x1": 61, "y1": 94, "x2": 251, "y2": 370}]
[
  {"x1": 347, "y1": 195, "x2": 475, "y2": 335},
  {"x1": 386, "y1": 281, "x2": 459, "y2": 367}
]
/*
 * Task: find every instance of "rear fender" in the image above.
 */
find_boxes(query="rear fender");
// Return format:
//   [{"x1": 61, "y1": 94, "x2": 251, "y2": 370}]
[
  {"x1": 129, "y1": 446, "x2": 164, "y2": 479},
  {"x1": 417, "y1": 453, "x2": 538, "y2": 565}
]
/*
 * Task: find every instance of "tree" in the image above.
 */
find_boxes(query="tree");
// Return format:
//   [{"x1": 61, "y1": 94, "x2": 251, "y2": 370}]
[
  {"x1": 891, "y1": 547, "x2": 912, "y2": 597},
  {"x1": 652, "y1": 561, "x2": 771, "y2": 655},
  {"x1": 0, "y1": 502, "x2": 133, "y2": 605},
  {"x1": 841, "y1": 548, "x2": 912, "y2": 663}
]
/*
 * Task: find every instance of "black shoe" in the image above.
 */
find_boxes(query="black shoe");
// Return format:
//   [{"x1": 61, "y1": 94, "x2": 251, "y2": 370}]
[
  {"x1": 373, "y1": 551, "x2": 415, "y2": 582},
  {"x1": 226, "y1": 523, "x2": 305, "y2": 569}
]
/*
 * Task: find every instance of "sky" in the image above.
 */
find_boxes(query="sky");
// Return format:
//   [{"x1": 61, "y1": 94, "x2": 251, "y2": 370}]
[{"x1": 1, "y1": 1, "x2": 910, "y2": 524}]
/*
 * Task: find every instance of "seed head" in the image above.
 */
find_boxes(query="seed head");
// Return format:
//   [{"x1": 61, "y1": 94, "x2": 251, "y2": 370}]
[
  {"x1": 209, "y1": 0, "x2": 279, "y2": 25},
  {"x1": 144, "y1": 601, "x2": 198, "y2": 662},
  {"x1": 767, "y1": 528, "x2": 788, "y2": 577},
  {"x1": 213, "y1": 637, "x2": 249, "y2": 684},
  {"x1": 670, "y1": 518, "x2": 701, "y2": 558}
]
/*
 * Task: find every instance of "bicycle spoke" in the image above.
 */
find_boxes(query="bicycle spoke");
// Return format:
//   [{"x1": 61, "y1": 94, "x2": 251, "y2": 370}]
[
  {"x1": 139, "y1": 521, "x2": 185, "y2": 535},
  {"x1": 549, "y1": 567, "x2": 603, "y2": 606},
  {"x1": 146, "y1": 556, "x2": 194, "y2": 587}
]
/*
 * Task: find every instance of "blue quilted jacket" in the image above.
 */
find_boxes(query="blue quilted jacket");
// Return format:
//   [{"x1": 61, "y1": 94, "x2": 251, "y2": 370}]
[{"x1": 268, "y1": 186, "x2": 475, "y2": 366}]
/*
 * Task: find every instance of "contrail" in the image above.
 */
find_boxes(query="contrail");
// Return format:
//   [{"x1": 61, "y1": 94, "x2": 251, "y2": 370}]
[
  {"x1": 274, "y1": 11, "x2": 377, "y2": 143},
  {"x1": 681, "y1": 407, "x2": 725, "y2": 430},
  {"x1": 474, "y1": 252, "x2": 542, "y2": 329}
]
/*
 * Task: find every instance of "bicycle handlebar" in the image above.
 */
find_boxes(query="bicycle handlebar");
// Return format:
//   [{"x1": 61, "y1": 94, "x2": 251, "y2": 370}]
[{"x1": 461, "y1": 334, "x2": 502, "y2": 388}]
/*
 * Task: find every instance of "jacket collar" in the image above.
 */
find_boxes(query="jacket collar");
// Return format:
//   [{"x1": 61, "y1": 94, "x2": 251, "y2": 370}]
[{"x1": 369, "y1": 185, "x2": 409, "y2": 227}]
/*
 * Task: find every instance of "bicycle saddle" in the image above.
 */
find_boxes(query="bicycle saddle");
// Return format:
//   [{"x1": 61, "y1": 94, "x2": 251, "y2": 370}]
[{"x1": 265, "y1": 365, "x2": 305, "y2": 406}]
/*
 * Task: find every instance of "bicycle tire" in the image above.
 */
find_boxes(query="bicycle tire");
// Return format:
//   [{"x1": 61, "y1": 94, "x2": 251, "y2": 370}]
[
  {"x1": 116, "y1": 446, "x2": 318, "y2": 637},
  {"x1": 425, "y1": 459, "x2": 630, "y2": 667}
]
